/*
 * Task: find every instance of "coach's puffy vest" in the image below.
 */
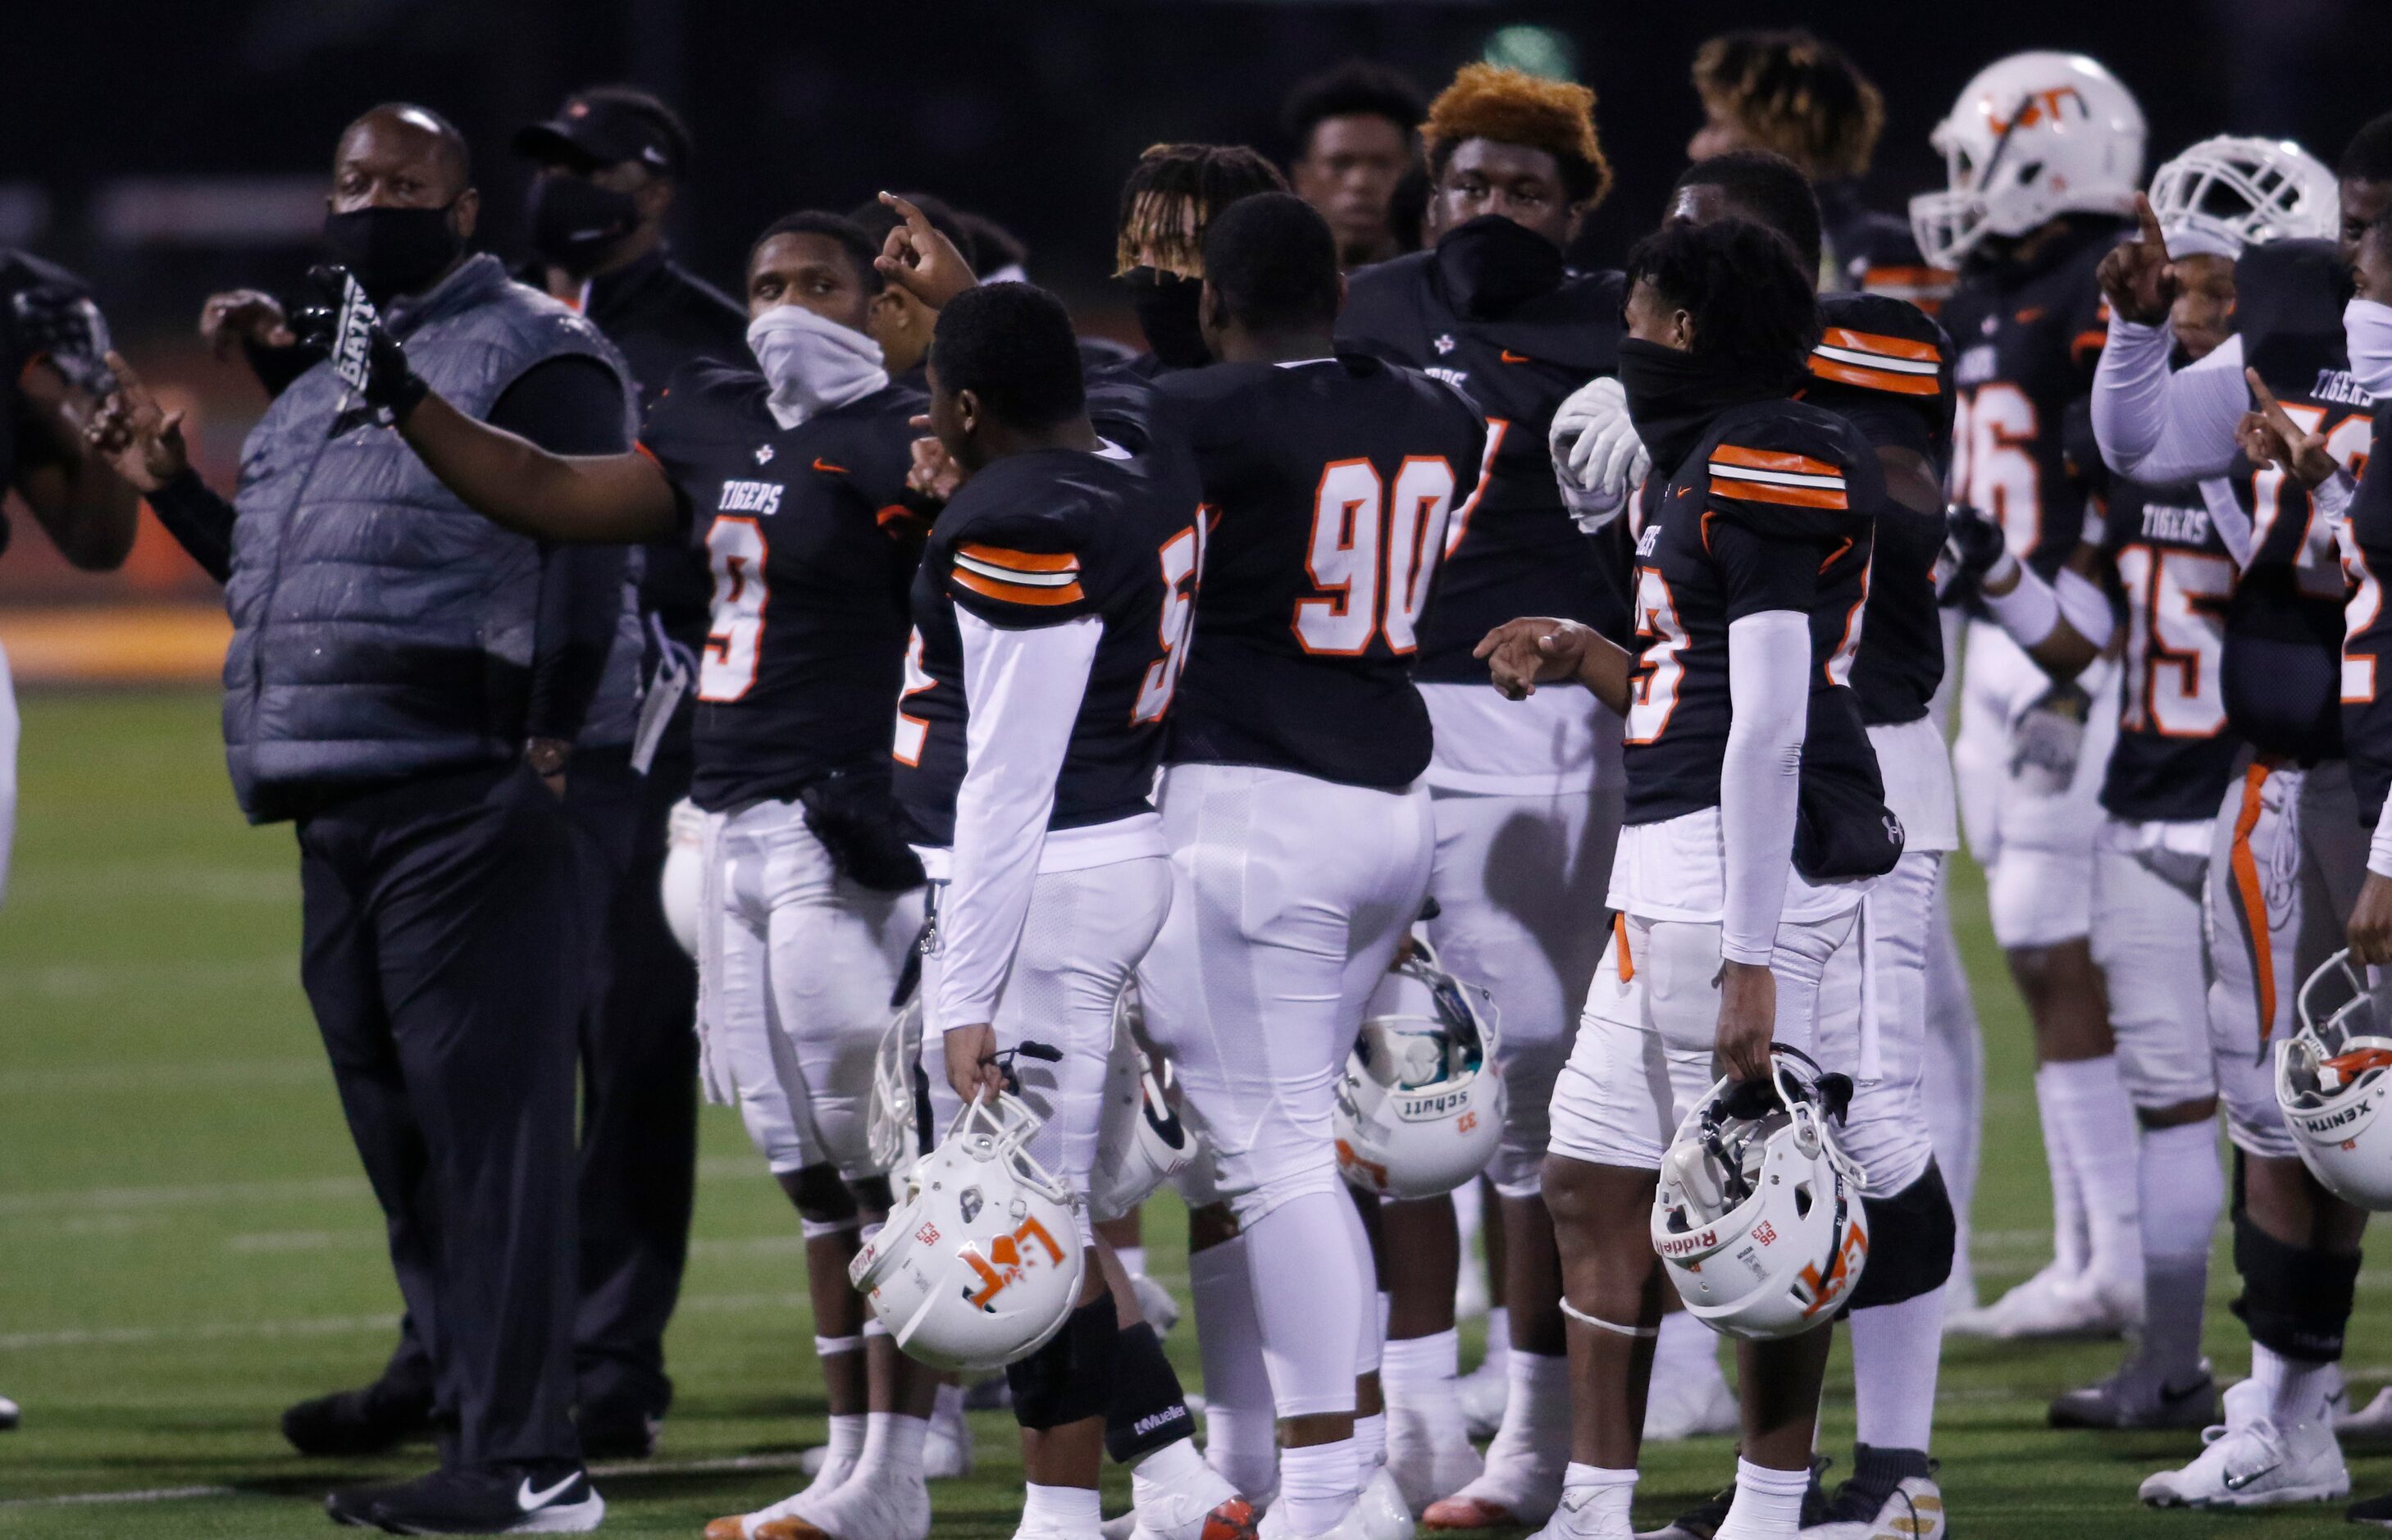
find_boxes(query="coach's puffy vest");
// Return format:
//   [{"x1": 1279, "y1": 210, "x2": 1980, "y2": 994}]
[{"x1": 221, "y1": 254, "x2": 642, "y2": 822}]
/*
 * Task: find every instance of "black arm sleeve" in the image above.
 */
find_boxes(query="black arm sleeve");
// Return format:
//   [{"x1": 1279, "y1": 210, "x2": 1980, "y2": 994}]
[
  {"x1": 491, "y1": 355, "x2": 632, "y2": 743},
  {"x1": 146, "y1": 467, "x2": 239, "y2": 585}
]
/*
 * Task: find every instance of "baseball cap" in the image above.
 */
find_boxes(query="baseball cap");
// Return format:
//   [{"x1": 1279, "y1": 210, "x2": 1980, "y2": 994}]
[{"x1": 513, "y1": 90, "x2": 684, "y2": 176}]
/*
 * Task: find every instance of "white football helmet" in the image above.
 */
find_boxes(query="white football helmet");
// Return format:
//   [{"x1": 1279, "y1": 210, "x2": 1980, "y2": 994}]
[
  {"x1": 2277, "y1": 950, "x2": 2392, "y2": 1210},
  {"x1": 850, "y1": 1091, "x2": 1087, "y2": 1372},
  {"x1": 2147, "y1": 134, "x2": 2339, "y2": 259},
  {"x1": 659, "y1": 797, "x2": 706, "y2": 959},
  {"x1": 868, "y1": 994, "x2": 927, "y2": 1179},
  {"x1": 1652, "y1": 1049, "x2": 1870, "y2": 1342},
  {"x1": 1910, "y1": 52, "x2": 2146, "y2": 268},
  {"x1": 1089, "y1": 986, "x2": 1198, "y2": 1223},
  {"x1": 1335, "y1": 941, "x2": 1505, "y2": 1200}
]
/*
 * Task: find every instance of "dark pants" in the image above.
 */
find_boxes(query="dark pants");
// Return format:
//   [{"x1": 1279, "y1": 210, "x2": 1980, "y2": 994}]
[
  {"x1": 563, "y1": 745, "x2": 700, "y2": 1418},
  {"x1": 298, "y1": 761, "x2": 585, "y2": 1473}
]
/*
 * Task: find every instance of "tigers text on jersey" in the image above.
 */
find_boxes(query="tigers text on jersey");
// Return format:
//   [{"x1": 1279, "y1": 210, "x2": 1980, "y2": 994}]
[
  {"x1": 2340, "y1": 401, "x2": 2392, "y2": 825},
  {"x1": 1152, "y1": 354, "x2": 1488, "y2": 790},
  {"x1": 1942, "y1": 220, "x2": 2124, "y2": 578},
  {"x1": 1337, "y1": 241, "x2": 1630, "y2": 676},
  {"x1": 2098, "y1": 477, "x2": 2246, "y2": 822},
  {"x1": 1620, "y1": 399, "x2": 1889, "y2": 862},
  {"x1": 636, "y1": 360, "x2": 924, "y2": 813},
  {"x1": 893, "y1": 438, "x2": 1205, "y2": 849},
  {"x1": 2225, "y1": 238, "x2": 2360, "y2": 764},
  {"x1": 1805, "y1": 292, "x2": 1956, "y2": 728}
]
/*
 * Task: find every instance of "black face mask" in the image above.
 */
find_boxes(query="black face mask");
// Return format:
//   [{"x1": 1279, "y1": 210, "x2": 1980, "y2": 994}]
[
  {"x1": 1122, "y1": 267, "x2": 1211, "y2": 370},
  {"x1": 324, "y1": 203, "x2": 464, "y2": 304},
  {"x1": 528, "y1": 175, "x2": 641, "y2": 276},
  {"x1": 1433, "y1": 214, "x2": 1565, "y2": 320},
  {"x1": 1615, "y1": 337, "x2": 1785, "y2": 475}
]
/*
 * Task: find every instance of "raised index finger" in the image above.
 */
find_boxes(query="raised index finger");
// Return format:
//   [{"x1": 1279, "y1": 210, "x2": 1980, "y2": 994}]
[
  {"x1": 880, "y1": 191, "x2": 932, "y2": 241},
  {"x1": 103, "y1": 351, "x2": 153, "y2": 405},
  {"x1": 2135, "y1": 192, "x2": 2166, "y2": 250},
  {"x1": 2246, "y1": 366, "x2": 2301, "y2": 436}
]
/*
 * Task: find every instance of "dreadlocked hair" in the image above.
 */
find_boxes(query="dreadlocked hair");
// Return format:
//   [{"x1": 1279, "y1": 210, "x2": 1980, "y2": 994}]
[
  {"x1": 1114, "y1": 143, "x2": 1288, "y2": 276},
  {"x1": 1691, "y1": 30, "x2": 1884, "y2": 181},
  {"x1": 1420, "y1": 63, "x2": 1610, "y2": 209},
  {"x1": 1624, "y1": 216, "x2": 1821, "y2": 390}
]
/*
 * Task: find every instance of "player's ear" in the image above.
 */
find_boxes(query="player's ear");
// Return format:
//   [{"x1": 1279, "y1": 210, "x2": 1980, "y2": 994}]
[
  {"x1": 636, "y1": 175, "x2": 673, "y2": 223},
  {"x1": 1199, "y1": 280, "x2": 1229, "y2": 344},
  {"x1": 451, "y1": 187, "x2": 481, "y2": 244}
]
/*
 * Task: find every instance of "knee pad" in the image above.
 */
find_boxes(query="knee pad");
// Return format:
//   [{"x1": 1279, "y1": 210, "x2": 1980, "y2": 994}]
[
  {"x1": 1007, "y1": 1296, "x2": 1119, "y2": 1428},
  {"x1": 1105, "y1": 1321, "x2": 1196, "y2": 1464},
  {"x1": 2230, "y1": 1204, "x2": 2360, "y2": 1363},
  {"x1": 1843, "y1": 1162, "x2": 1956, "y2": 1314}
]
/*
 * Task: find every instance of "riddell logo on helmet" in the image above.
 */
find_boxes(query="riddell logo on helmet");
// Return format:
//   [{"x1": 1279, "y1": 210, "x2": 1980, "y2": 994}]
[
  {"x1": 961, "y1": 1216, "x2": 1068, "y2": 1310},
  {"x1": 1656, "y1": 1228, "x2": 1719, "y2": 1259}
]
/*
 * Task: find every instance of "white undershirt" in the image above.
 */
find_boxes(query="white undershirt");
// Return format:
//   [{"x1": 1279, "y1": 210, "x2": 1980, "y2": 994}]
[
  {"x1": 2090, "y1": 320, "x2": 2246, "y2": 485},
  {"x1": 1419, "y1": 681, "x2": 1619, "y2": 795}
]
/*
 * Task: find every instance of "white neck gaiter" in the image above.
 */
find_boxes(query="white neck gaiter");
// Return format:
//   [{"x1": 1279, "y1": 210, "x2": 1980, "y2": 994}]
[
  {"x1": 748, "y1": 306, "x2": 889, "y2": 429},
  {"x1": 2347, "y1": 297, "x2": 2392, "y2": 403}
]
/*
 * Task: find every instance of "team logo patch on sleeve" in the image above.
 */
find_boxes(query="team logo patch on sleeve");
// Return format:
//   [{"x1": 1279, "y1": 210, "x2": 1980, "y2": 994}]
[
  {"x1": 952, "y1": 543, "x2": 1086, "y2": 606},
  {"x1": 1706, "y1": 444, "x2": 1850, "y2": 509},
  {"x1": 1807, "y1": 328, "x2": 1943, "y2": 397}
]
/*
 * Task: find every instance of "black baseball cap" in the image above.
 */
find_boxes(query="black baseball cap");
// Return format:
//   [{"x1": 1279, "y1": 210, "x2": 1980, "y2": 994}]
[{"x1": 513, "y1": 89, "x2": 686, "y2": 176}]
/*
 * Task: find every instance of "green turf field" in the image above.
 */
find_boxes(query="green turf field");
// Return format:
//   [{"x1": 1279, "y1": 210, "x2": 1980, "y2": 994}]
[{"x1": 0, "y1": 688, "x2": 2380, "y2": 1536}]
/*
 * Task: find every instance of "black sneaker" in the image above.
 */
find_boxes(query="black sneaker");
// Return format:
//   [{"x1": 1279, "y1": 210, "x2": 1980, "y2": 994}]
[
  {"x1": 284, "y1": 1378, "x2": 436, "y2": 1457},
  {"x1": 2351, "y1": 1488, "x2": 2392, "y2": 1528},
  {"x1": 339, "y1": 1465, "x2": 604, "y2": 1534},
  {"x1": 575, "y1": 1401, "x2": 661, "y2": 1462},
  {"x1": 1638, "y1": 1457, "x2": 1829, "y2": 1539}
]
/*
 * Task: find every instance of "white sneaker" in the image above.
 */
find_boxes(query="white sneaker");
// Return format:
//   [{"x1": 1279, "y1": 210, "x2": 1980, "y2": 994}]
[
  {"x1": 1456, "y1": 1358, "x2": 1508, "y2": 1442},
  {"x1": 1942, "y1": 1262, "x2": 2132, "y2": 1340},
  {"x1": 0, "y1": 1395, "x2": 17, "y2": 1431},
  {"x1": 927, "y1": 1397, "x2": 973, "y2": 1479},
  {"x1": 1802, "y1": 1474, "x2": 1945, "y2": 1539},
  {"x1": 1356, "y1": 1467, "x2": 1414, "y2": 1540},
  {"x1": 1258, "y1": 1498, "x2": 1373, "y2": 1540},
  {"x1": 1128, "y1": 1446, "x2": 1259, "y2": 1540},
  {"x1": 1012, "y1": 1518, "x2": 1108, "y2": 1540},
  {"x1": 1529, "y1": 1486, "x2": 1635, "y2": 1540},
  {"x1": 708, "y1": 1485, "x2": 836, "y2": 1540},
  {"x1": 2139, "y1": 1378, "x2": 2349, "y2": 1509},
  {"x1": 1385, "y1": 1400, "x2": 1484, "y2": 1511},
  {"x1": 1420, "y1": 1448, "x2": 1562, "y2": 1530},
  {"x1": 1642, "y1": 1369, "x2": 1739, "y2": 1442},
  {"x1": 755, "y1": 1472, "x2": 932, "y2": 1540}
]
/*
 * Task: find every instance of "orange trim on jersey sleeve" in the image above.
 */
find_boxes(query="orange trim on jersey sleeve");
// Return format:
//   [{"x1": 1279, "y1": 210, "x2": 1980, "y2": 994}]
[
  {"x1": 1818, "y1": 326, "x2": 1940, "y2": 363},
  {"x1": 1710, "y1": 444, "x2": 1843, "y2": 478},
  {"x1": 956, "y1": 543, "x2": 1080, "y2": 574},
  {"x1": 634, "y1": 441, "x2": 663, "y2": 467},
  {"x1": 1807, "y1": 357, "x2": 1944, "y2": 396},
  {"x1": 1712, "y1": 478, "x2": 1851, "y2": 509},
  {"x1": 953, "y1": 567, "x2": 1087, "y2": 607}
]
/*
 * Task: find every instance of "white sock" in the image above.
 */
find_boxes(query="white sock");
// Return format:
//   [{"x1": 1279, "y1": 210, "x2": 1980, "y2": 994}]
[
  {"x1": 1560, "y1": 1464, "x2": 1638, "y2": 1531},
  {"x1": 1851, "y1": 1287, "x2": 1945, "y2": 1452},
  {"x1": 1190, "y1": 1237, "x2": 1277, "y2": 1499},
  {"x1": 1279, "y1": 1438, "x2": 1360, "y2": 1536},
  {"x1": 1132, "y1": 1437, "x2": 1208, "y2": 1510},
  {"x1": 2137, "y1": 1121, "x2": 2222, "y2": 1388},
  {"x1": 858, "y1": 1410, "x2": 928, "y2": 1481},
  {"x1": 1355, "y1": 1410, "x2": 1387, "y2": 1478},
  {"x1": 1383, "y1": 1329, "x2": 1468, "y2": 1454},
  {"x1": 1488, "y1": 1350, "x2": 1570, "y2": 1470},
  {"x1": 1478, "y1": 1307, "x2": 1511, "y2": 1375},
  {"x1": 1023, "y1": 1482, "x2": 1102, "y2": 1532},
  {"x1": 1716, "y1": 1457, "x2": 1810, "y2": 1539},
  {"x1": 1246, "y1": 1191, "x2": 1369, "y2": 1419},
  {"x1": 2033, "y1": 1064, "x2": 2092, "y2": 1275},
  {"x1": 2044, "y1": 1057, "x2": 2141, "y2": 1282},
  {"x1": 2253, "y1": 1342, "x2": 2337, "y2": 1426},
  {"x1": 1652, "y1": 1310, "x2": 1725, "y2": 1395},
  {"x1": 933, "y1": 1380, "x2": 966, "y2": 1428},
  {"x1": 816, "y1": 1411, "x2": 867, "y2": 1482}
]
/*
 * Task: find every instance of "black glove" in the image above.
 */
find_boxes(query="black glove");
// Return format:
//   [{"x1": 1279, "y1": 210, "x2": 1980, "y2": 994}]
[
  {"x1": 291, "y1": 266, "x2": 427, "y2": 425},
  {"x1": 800, "y1": 769, "x2": 927, "y2": 893},
  {"x1": 1934, "y1": 503, "x2": 2011, "y2": 606},
  {"x1": 8, "y1": 285, "x2": 116, "y2": 395}
]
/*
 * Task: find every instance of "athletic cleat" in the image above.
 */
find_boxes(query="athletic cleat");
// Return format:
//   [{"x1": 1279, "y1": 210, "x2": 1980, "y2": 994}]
[
  {"x1": 2137, "y1": 1378, "x2": 2349, "y2": 1509},
  {"x1": 1124, "y1": 1457, "x2": 1258, "y2": 1540},
  {"x1": 709, "y1": 1483, "x2": 839, "y2": 1540},
  {"x1": 1356, "y1": 1466, "x2": 1415, "y2": 1540},
  {"x1": 1636, "y1": 1459, "x2": 1828, "y2": 1540},
  {"x1": 1456, "y1": 1358, "x2": 1507, "y2": 1442},
  {"x1": 0, "y1": 1394, "x2": 17, "y2": 1432},
  {"x1": 575, "y1": 1401, "x2": 660, "y2": 1461},
  {"x1": 1385, "y1": 1400, "x2": 1484, "y2": 1511},
  {"x1": 1258, "y1": 1498, "x2": 1372, "y2": 1540},
  {"x1": 343, "y1": 1466, "x2": 604, "y2": 1535},
  {"x1": 927, "y1": 1389, "x2": 974, "y2": 1479},
  {"x1": 1942, "y1": 1262, "x2": 2135, "y2": 1340},
  {"x1": 1528, "y1": 1485, "x2": 1633, "y2": 1540},
  {"x1": 757, "y1": 1472, "x2": 932, "y2": 1540},
  {"x1": 1641, "y1": 1369, "x2": 1739, "y2": 1442},
  {"x1": 2048, "y1": 1364, "x2": 2217, "y2": 1430},
  {"x1": 2349, "y1": 1488, "x2": 2392, "y2": 1526},
  {"x1": 282, "y1": 1376, "x2": 436, "y2": 1457},
  {"x1": 1131, "y1": 1271, "x2": 1184, "y2": 1337},
  {"x1": 1421, "y1": 1462, "x2": 1561, "y2": 1532},
  {"x1": 1803, "y1": 1466, "x2": 1943, "y2": 1539}
]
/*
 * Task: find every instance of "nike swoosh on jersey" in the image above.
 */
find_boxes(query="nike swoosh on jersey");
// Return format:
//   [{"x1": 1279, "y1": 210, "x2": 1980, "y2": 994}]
[
  {"x1": 813, "y1": 458, "x2": 850, "y2": 474},
  {"x1": 518, "y1": 1473, "x2": 581, "y2": 1511},
  {"x1": 1499, "y1": 349, "x2": 1532, "y2": 363}
]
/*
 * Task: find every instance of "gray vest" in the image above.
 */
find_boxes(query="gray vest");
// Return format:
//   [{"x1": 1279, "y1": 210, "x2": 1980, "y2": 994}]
[{"x1": 221, "y1": 254, "x2": 643, "y2": 821}]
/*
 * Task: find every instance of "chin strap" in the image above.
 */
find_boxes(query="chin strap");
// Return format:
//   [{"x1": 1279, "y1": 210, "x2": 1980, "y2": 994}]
[{"x1": 1559, "y1": 1297, "x2": 1660, "y2": 1338}]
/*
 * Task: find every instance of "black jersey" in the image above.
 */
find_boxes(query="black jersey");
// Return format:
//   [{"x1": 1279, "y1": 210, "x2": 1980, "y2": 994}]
[
  {"x1": 637, "y1": 361, "x2": 924, "y2": 813},
  {"x1": 2096, "y1": 478, "x2": 2247, "y2": 822},
  {"x1": 1802, "y1": 293, "x2": 1955, "y2": 727},
  {"x1": 894, "y1": 432, "x2": 1205, "y2": 847},
  {"x1": 1943, "y1": 221, "x2": 2125, "y2": 578},
  {"x1": 1817, "y1": 180, "x2": 1954, "y2": 314},
  {"x1": 1337, "y1": 222, "x2": 1629, "y2": 677},
  {"x1": 2224, "y1": 239, "x2": 2365, "y2": 764},
  {"x1": 1622, "y1": 399, "x2": 1896, "y2": 877},
  {"x1": 1152, "y1": 355, "x2": 1486, "y2": 789},
  {"x1": 2342, "y1": 401, "x2": 2392, "y2": 825}
]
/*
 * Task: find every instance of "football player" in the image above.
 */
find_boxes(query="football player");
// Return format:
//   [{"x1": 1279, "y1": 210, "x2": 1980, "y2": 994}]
[
  {"x1": 1334, "y1": 62, "x2": 1627, "y2": 1529},
  {"x1": 1915, "y1": 52, "x2": 2150, "y2": 1340},
  {"x1": 897, "y1": 282, "x2": 1245, "y2": 1540},
  {"x1": 153, "y1": 203, "x2": 954, "y2": 1540},
  {"x1": 1283, "y1": 61, "x2": 1428, "y2": 271},
  {"x1": 1685, "y1": 28, "x2": 1951, "y2": 310},
  {"x1": 1117, "y1": 144, "x2": 1292, "y2": 374},
  {"x1": 1597, "y1": 151, "x2": 1958, "y2": 1540},
  {"x1": 2080, "y1": 125, "x2": 2392, "y2": 1508},
  {"x1": 1481, "y1": 214, "x2": 1899, "y2": 1540},
  {"x1": 1129, "y1": 190, "x2": 1488, "y2": 1539}
]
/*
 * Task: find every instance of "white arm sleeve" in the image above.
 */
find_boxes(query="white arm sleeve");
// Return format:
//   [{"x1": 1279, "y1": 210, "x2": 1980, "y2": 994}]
[
  {"x1": 1720, "y1": 611, "x2": 1810, "y2": 965},
  {"x1": 2371, "y1": 786, "x2": 2392, "y2": 882},
  {"x1": 2314, "y1": 468, "x2": 2358, "y2": 533},
  {"x1": 2198, "y1": 476, "x2": 2257, "y2": 569},
  {"x1": 2092, "y1": 323, "x2": 2246, "y2": 484},
  {"x1": 933, "y1": 610, "x2": 1101, "y2": 1031}
]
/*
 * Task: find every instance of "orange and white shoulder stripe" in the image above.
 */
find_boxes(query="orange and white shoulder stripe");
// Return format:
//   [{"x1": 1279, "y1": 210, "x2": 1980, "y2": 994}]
[
  {"x1": 1707, "y1": 444, "x2": 1849, "y2": 510},
  {"x1": 1808, "y1": 327, "x2": 1943, "y2": 397},
  {"x1": 952, "y1": 543, "x2": 1086, "y2": 606}
]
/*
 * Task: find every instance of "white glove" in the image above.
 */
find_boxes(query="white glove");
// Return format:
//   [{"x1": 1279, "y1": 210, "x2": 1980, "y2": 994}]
[{"x1": 1548, "y1": 376, "x2": 1649, "y2": 522}]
